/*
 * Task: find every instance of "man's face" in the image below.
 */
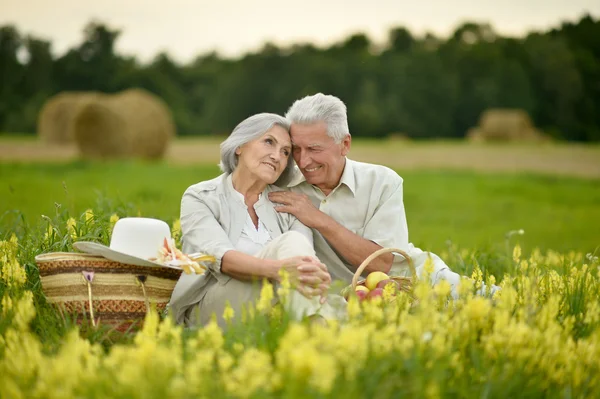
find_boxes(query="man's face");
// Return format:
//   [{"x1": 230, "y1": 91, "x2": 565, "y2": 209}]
[{"x1": 290, "y1": 122, "x2": 350, "y2": 193}]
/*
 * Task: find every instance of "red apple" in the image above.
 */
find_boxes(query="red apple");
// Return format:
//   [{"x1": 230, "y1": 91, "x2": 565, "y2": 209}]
[
  {"x1": 355, "y1": 290, "x2": 368, "y2": 301},
  {"x1": 355, "y1": 285, "x2": 370, "y2": 294},
  {"x1": 366, "y1": 288, "x2": 384, "y2": 300},
  {"x1": 344, "y1": 285, "x2": 370, "y2": 301}
]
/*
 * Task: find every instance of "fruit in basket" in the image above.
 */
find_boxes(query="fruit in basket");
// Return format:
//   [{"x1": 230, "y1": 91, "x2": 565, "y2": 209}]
[
  {"x1": 343, "y1": 284, "x2": 370, "y2": 301},
  {"x1": 355, "y1": 285, "x2": 370, "y2": 294},
  {"x1": 365, "y1": 271, "x2": 390, "y2": 290},
  {"x1": 355, "y1": 289, "x2": 369, "y2": 301},
  {"x1": 367, "y1": 287, "x2": 384, "y2": 300}
]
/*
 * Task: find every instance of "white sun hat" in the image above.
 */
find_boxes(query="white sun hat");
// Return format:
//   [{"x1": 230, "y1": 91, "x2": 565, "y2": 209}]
[{"x1": 73, "y1": 217, "x2": 205, "y2": 270}]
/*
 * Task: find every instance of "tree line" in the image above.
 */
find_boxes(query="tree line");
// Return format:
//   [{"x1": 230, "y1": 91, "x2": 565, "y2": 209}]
[{"x1": 0, "y1": 15, "x2": 599, "y2": 141}]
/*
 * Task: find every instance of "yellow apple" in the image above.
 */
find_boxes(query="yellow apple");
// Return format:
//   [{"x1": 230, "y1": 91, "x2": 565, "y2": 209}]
[
  {"x1": 355, "y1": 285, "x2": 370, "y2": 294},
  {"x1": 365, "y1": 271, "x2": 390, "y2": 291}
]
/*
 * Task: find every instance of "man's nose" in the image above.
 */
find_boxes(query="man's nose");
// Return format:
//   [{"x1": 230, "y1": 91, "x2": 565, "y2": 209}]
[{"x1": 296, "y1": 150, "x2": 309, "y2": 168}]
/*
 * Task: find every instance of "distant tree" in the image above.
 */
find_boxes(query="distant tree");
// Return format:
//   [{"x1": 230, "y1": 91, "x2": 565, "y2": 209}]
[
  {"x1": 523, "y1": 33, "x2": 583, "y2": 139},
  {"x1": 2, "y1": 15, "x2": 599, "y2": 141},
  {"x1": 0, "y1": 26, "x2": 24, "y2": 129},
  {"x1": 387, "y1": 27, "x2": 414, "y2": 53},
  {"x1": 53, "y1": 22, "x2": 122, "y2": 92}
]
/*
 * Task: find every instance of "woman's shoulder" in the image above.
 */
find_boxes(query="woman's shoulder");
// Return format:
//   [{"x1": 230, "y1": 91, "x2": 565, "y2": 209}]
[
  {"x1": 265, "y1": 184, "x2": 286, "y2": 194},
  {"x1": 184, "y1": 174, "x2": 227, "y2": 196}
]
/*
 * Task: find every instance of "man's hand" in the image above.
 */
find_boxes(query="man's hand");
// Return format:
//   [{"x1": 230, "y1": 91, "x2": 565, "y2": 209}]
[{"x1": 268, "y1": 191, "x2": 324, "y2": 228}]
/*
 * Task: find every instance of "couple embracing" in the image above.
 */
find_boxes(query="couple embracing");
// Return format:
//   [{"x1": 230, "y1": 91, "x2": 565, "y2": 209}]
[{"x1": 169, "y1": 93, "x2": 482, "y2": 328}]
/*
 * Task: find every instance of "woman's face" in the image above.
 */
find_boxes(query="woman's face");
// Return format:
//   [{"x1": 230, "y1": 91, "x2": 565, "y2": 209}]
[{"x1": 236, "y1": 125, "x2": 291, "y2": 184}]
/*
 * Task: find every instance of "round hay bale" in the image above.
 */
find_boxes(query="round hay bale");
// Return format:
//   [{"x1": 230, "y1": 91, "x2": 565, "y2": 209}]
[
  {"x1": 468, "y1": 108, "x2": 549, "y2": 142},
  {"x1": 37, "y1": 92, "x2": 99, "y2": 144},
  {"x1": 387, "y1": 132, "x2": 411, "y2": 141},
  {"x1": 72, "y1": 89, "x2": 175, "y2": 160},
  {"x1": 479, "y1": 109, "x2": 533, "y2": 140},
  {"x1": 465, "y1": 127, "x2": 485, "y2": 143}
]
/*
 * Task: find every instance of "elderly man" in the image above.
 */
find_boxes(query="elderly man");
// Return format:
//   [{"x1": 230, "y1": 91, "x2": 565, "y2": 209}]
[{"x1": 269, "y1": 93, "x2": 494, "y2": 297}]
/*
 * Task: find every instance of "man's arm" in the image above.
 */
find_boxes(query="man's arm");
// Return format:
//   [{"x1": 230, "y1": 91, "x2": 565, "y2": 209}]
[
  {"x1": 313, "y1": 212, "x2": 394, "y2": 273},
  {"x1": 268, "y1": 191, "x2": 393, "y2": 273}
]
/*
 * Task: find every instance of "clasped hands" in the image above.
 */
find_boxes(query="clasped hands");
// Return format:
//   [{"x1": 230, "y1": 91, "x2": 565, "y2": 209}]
[{"x1": 276, "y1": 256, "x2": 331, "y2": 304}]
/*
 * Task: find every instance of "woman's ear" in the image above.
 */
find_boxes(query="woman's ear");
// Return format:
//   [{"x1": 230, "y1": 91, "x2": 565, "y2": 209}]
[{"x1": 235, "y1": 147, "x2": 242, "y2": 156}]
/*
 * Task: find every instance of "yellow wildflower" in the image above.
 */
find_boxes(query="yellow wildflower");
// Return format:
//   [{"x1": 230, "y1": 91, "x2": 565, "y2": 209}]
[
  {"x1": 223, "y1": 301, "x2": 235, "y2": 324},
  {"x1": 256, "y1": 279, "x2": 274, "y2": 313},
  {"x1": 513, "y1": 244, "x2": 522, "y2": 263},
  {"x1": 225, "y1": 348, "x2": 277, "y2": 397},
  {"x1": 84, "y1": 209, "x2": 94, "y2": 224},
  {"x1": 66, "y1": 217, "x2": 77, "y2": 239},
  {"x1": 277, "y1": 268, "x2": 291, "y2": 302},
  {"x1": 109, "y1": 213, "x2": 119, "y2": 229},
  {"x1": 0, "y1": 236, "x2": 26, "y2": 288}
]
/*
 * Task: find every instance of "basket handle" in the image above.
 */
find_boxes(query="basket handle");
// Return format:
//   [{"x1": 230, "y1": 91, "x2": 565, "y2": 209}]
[{"x1": 351, "y1": 247, "x2": 416, "y2": 290}]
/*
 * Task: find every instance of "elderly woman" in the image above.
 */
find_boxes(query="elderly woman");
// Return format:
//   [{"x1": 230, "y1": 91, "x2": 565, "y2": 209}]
[{"x1": 169, "y1": 113, "x2": 344, "y2": 327}]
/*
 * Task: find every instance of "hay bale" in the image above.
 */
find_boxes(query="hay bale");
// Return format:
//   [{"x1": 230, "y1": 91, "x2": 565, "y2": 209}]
[
  {"x1": 466, "y1": 109, "x2": 548, "y2": 142},
  {"x1": 37, "y1": 92, "x2": 99, "y2": 144},
  {"x1": 465, "y1": 127, "x2": 485, "y2": 143},
  {"x1": 72, "y1": 89, "x2": 175, "y2": 160},
  {"x1": 387, "y1": 132, "x2": 411, "y2": 141}
]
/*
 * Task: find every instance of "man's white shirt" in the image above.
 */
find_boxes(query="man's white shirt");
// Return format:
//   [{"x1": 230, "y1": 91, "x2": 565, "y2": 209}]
[{"x1": 286, "y1": 158, "x2": 492, "y2": 297}]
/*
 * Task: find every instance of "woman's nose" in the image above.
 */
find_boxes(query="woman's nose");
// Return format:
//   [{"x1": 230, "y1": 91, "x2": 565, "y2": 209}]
[{"x1": 270, "y1": 151, "x2": 281, "y2": 162}]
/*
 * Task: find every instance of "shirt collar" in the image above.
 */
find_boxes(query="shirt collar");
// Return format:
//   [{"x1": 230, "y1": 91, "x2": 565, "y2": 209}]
[
  {"x1": 287, "y1": 157, "x2": 356, "y2": 196},
  {"x1": 338, "y1": 158, "x2": 356, "y2": 195}
]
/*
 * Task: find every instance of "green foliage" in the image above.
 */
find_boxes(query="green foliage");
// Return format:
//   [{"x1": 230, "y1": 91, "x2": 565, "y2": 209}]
[{"x1": 1, "y1": 16, "x2": 600, "y2": 140}]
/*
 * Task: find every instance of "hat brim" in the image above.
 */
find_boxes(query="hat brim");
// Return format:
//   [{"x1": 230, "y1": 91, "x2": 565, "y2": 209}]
[{"x1": 73, "y1": 241, "x2": 182, "y2": 270}]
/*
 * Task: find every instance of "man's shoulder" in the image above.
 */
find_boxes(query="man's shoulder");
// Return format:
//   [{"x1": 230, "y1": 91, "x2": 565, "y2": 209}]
[{"x1": 348, "y1": 159, "x2": 403, "y2": 185}]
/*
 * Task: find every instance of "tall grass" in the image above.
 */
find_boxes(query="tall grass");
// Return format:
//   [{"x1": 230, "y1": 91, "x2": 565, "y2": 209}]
[{"x1": 1, "y1": 209, "x2": 599, "y2": 398}]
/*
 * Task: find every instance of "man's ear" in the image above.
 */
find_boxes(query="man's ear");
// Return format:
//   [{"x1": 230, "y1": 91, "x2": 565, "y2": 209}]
[{"x1": 341, "y1": 135, "x2": 351, "y2": 156}]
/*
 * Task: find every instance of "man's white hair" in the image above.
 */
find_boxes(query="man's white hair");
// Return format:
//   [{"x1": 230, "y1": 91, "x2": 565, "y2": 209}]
[{"x1": 285, "y1": 93, "x2": 350, "y2": 142}]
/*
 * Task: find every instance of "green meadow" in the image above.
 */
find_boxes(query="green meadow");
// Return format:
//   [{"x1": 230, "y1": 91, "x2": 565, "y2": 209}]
[
  {"x1": 2, "y1": 149, "x2": 600, "y2": 398},
  {"x1": 2, "y1": 161, "x2": 599, "y2": 258}
]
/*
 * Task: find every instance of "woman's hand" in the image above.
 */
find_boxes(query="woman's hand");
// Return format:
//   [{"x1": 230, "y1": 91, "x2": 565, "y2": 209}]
[{"x1": 276, "y1": 256, "x2": 331, "y2": 303}]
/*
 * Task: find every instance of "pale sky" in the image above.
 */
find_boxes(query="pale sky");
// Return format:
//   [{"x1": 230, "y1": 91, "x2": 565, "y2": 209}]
[{"x1": 2, "y1": 0, "x2": 599, "y2": 63}]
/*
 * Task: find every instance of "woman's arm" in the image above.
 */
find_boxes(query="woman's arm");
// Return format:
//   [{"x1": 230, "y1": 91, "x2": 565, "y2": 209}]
[
  {"x1": 182, "y1": 184, "x2": 328, "y2": 287},
  {"x1": 221, "y1": 250, "x2": 280, "y2": 281}
]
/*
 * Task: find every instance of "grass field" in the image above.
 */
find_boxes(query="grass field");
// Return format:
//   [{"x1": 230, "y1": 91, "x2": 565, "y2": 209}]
[
  {"x1": 2, "y1": 139, "x2": 600, "y2": 398},
  {"x1": 1, "y1": 161, "x2": 599, "y2": 257}
]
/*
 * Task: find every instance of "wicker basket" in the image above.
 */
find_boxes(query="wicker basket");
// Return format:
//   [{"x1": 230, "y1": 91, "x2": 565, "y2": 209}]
[
  {"x1": 341, "y1": 247, "x2": 417, "y2": 300},
  {"x1": 35, "y1": 252, "x2": 182, "y2": 330}
]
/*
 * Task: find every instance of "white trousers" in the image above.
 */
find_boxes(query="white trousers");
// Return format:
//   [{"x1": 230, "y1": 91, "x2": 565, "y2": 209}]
[{"x1": 188, "y1": 231, "x2": 346, "y2": 328}]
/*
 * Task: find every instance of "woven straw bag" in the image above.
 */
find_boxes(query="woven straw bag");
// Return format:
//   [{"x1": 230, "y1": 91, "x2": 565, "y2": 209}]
[
  {"x1": 341, "y1": 247, "x2": 417, "y2": 299},
  {"x1": 35, "y1": 252, "x2": 182, "y2": 330}
]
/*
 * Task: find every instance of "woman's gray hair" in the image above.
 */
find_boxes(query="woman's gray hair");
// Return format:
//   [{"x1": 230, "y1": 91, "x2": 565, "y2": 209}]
[
  {"x1": 219, "y1": 113, "x2": 293, "y2": 186},
  {"x1": 285, "y1": 93, "x2": 350, "y2": 142}
]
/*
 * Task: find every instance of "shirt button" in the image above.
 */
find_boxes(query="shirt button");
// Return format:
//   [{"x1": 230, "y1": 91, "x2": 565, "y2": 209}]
[{"x1": 321, "y1": 199, "x2": 327, "y2": 204}]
